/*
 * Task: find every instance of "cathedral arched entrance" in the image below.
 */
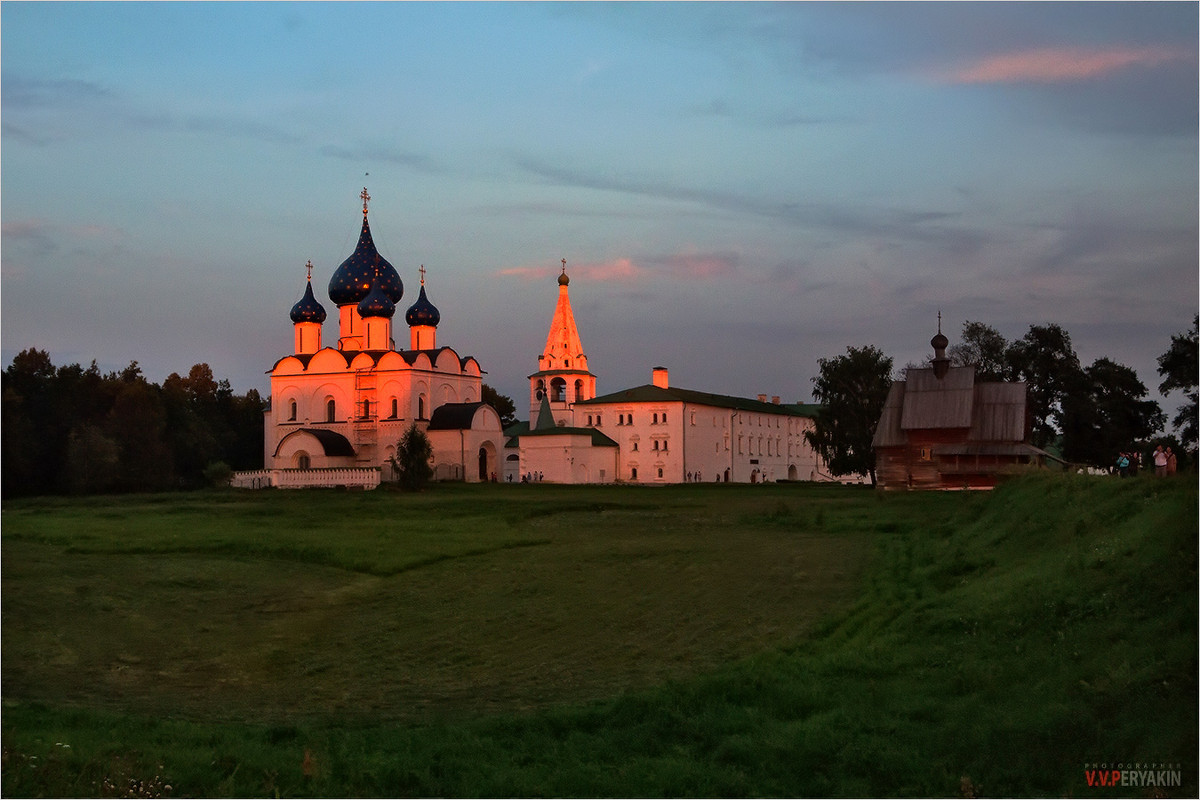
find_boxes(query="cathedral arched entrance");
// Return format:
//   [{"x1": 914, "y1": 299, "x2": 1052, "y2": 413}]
[
  {"x1": 788, "y1": 464, "x2": 798, "y2": 481},
  {"x1": 477, "y1": 441, "x2": 498, "y2": 482}
]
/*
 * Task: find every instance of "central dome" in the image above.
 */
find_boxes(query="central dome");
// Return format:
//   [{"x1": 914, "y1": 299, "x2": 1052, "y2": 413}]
[{"x1": 328, "y1": 213, "x2": 403, "y2": 306}]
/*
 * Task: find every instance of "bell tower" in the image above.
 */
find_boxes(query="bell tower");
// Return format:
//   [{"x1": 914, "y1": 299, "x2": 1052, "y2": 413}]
[{"x1": 528, "y1": 260, "x2": 597, "y2": 425}]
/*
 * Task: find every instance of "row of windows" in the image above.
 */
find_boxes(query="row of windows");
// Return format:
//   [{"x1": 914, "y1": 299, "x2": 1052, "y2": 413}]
[{"x1": 286, "y1": 396, "x2": 429, "y2": 423}]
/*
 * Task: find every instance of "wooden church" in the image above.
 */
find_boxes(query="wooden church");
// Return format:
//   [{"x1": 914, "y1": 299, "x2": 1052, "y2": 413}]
[{"x1": 871, "y1": 321, "x2": 1048, "y2": 490}]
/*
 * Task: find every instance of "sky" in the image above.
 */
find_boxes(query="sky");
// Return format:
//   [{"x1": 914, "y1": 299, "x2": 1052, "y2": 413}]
[{"x1": 3, "y1": 2, "x2": 1197, "y2": 418}]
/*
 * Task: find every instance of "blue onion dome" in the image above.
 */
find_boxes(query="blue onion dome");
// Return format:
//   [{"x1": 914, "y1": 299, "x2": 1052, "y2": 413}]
[
  {"x1": 405, "y1": 282, "x2": 441, "y2": 327},
  {"x1": 357, "y1": 270, "x2": 396, "y2": 319},
  {"x1": 328, "y1": 210, "x2": 404, "y2": 306},
  {"x1": 290, "y1": 278, "x2": 327, "y2": 324}
]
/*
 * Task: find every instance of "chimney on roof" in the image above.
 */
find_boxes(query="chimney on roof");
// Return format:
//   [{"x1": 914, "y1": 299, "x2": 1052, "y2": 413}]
[
  {"x1": 757, "y1": 394, "x2": 767, "y2": 403},
  {"x1": 772, "y1": 396, "x2": 780, "y2": 404},
  {"x1": 652, "y1": 366, "x2": 669, "y2": 389}
]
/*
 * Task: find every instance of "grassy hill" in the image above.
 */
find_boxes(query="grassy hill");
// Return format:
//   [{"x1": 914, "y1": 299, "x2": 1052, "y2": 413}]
[{"x1": 2, "y1": 475, "x2": 1195, "y2": 797}]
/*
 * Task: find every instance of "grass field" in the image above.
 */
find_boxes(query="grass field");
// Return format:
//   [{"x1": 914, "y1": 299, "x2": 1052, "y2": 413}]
[{"x1": 2, "y1": 475, "x2": 1196, "y2": 797}]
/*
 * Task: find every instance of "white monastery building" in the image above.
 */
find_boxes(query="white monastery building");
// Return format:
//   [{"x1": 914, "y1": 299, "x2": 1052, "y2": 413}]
[
  {"x1": 234, "y1": 190, "x2": 835, "y2": 488},
  {"x1": 503, "y1": 264, "x2": 837, "y2": 485}
]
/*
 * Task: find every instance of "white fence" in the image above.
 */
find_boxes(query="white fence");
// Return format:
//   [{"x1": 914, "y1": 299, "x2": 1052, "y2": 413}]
[{"x1": 230, "y1": 467, "x2": 381, "y2": 490}]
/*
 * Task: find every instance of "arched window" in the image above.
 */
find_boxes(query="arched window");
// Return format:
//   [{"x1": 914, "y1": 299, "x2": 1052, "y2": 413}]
[
  {"x1": 653, "y1": 413, "x2": 658, "y2": 424},
  {"x1": 536, "y1": 379, "x2": 545, "y2": 401},
  {"x1": 550, "y1": 377, "x2": 566, "y2": 402},
  {"x1": 662, "y1": 412, "x2": 667, "y2": 424},
  {"x1": 288, "y1": 401, "x2": 297, "y2": 421},
  {"x1": 631, "y1": 467, "x2": 638, "y2": 480},
  {"x1": 418, "y1": 395, "x2": 426, "y2": 420},
  {"x1": 574, "y1": 379, "x2": 584, "y2": 401},
  {"x1": 657, "y1": 468, "x2": 664, "y2": 478},
  {"x1": 390, "y1": 398, "x2": 398, "y2": 418},
  {"x1": 326, "y1": 398, "x2": 336, "y2": 422},
  {"x1": 296, "y1": 452, "x2": 310, "y2": 469},
  {"x1": 362, "y1": 399, "x2": 370, "y2": 419}
]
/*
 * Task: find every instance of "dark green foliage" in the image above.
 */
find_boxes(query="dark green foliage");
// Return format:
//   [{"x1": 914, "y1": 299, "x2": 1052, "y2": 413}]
[
  {"x1": 393, "y1": 422, "x2": 434, "y2": 490},
  {"x1": 4, "y1": 478, "x2": 1192, "y2": 797},
  {"x1": 481, "y1": 383, "x2": 518, "y2": 428},
  {"x1": 1006, "y1": 323, "x2": 1084, "y2": 448},
  {"x1": 948, "y1": 320, "x2": 1010, "y2": 381},
  {"x1": 1, "y1": 349, "x2": 266, "y2": 496},
  {"x1": 1157, "y1": 315, "x2": 1198, "y2": 451},
  {"x1": 805, "y1": 345, "x2": 893, "y2": 485},
  {"x1": 1061, "y1": 357, "x2": 1164, "y2": 466}
]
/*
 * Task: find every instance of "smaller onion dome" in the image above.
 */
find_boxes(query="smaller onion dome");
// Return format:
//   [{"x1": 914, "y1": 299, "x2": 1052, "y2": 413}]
[
  {"x1": 290, "y1": 268, "x2": 327, "y2": 324},
  {"x1": 405, "y1": 283, "x2": 441, "y2": 328},
  {"x1": 931, "y1": 330, "x2": 949, "y2": 351},
  {"x1": 357, "y1": 271, "x2": 395, "y2": 319}
]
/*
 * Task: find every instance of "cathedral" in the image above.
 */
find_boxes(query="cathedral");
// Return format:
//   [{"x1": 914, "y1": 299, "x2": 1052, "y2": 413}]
[
  {"x1": 234, "y1": 190, "x2": 504, "y2": 489},
  {"x1": 234, "y1": 190, "x2": 836, "y2": 488}
]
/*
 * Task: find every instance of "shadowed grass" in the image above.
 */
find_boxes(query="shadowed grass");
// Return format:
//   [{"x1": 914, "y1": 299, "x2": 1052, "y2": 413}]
[{"x1": 3, "y1": 476, "x2": 1195, "y2": 796}]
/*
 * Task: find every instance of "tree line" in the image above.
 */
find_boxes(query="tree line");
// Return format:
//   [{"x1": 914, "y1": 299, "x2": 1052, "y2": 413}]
[
  {"x1": 2, "y1": 349, "x2": 266, "y2": 497},
  {"x1": 806, "y1": 318, "x2": 1198, "y2": 485}
]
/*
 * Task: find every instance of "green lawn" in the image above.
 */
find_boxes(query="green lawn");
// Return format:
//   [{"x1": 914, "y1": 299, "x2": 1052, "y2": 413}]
[{"x1": 2, "y1": 476, "x2": 1195, "y2": 797}]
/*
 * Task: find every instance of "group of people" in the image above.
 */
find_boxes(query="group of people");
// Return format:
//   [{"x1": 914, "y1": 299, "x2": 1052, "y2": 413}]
[
  {"x1": 1152, "y1": 444, "x2": 1178, "y2": 477},
  {"x1": 1115, "y1": 445, "x2": 1177, "y2": 477}
]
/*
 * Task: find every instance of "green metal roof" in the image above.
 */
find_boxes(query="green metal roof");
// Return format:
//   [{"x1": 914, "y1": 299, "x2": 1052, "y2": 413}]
[{"x1": 577, "y1": 383, "x2": 821, "y2": 418}]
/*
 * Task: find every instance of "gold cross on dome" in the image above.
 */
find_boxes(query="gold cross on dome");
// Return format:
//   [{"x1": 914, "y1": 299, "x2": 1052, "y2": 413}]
[
  {"x1": 561, "y1": 258, "x2": 567, "y2": 273},
  {"x1": 419, "y1": 264, "x2": 426, "y2": 285},
  {"x1": 361, "y1": 187, "x2": 371, "y2": 215},
  {"x1": 305, "y1": 259, "x2": 313, "y2": 282}
]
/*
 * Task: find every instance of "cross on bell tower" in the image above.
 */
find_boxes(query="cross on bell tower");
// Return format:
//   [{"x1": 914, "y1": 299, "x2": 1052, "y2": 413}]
[{"x1": 360, "y1": 187, "x2": 370, "y2": 215}]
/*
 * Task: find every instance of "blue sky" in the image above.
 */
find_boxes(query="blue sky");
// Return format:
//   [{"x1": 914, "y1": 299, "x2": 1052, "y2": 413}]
[{"x1": 3, "y1": 2, "x2": 1196, "y2": 415}]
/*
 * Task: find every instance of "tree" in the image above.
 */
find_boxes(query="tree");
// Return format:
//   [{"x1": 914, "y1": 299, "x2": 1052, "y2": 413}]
[
  {"x1": 62, "y1": 425, "x2": 121, "y2": 494},
  {"x1": 948, "y1": 321, "x2": 1010, "y2": 381},
  {"x1": 481, "y1": 383, "x2": 518, "y2": 428},
  {"x1": 1157, "y1": 315, "x2": 1198, "y2": 452},
  {"x1": 804, "y1": 345, "x2": 893, "y2": 486},
  {"x1": 392, "y1": 422, "x2": 434, "y2": 490},
  {"x1": 1061, "y1": 357, "x2": 1164, "y2": 467},
  {"x1": 1005, "y1": 323, "x2": 1083, "y2": 449}
]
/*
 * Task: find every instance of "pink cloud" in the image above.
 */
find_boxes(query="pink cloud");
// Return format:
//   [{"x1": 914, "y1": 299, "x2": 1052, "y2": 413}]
[
  {"x1": 498, "y1": 265, "x2": 554, "y2": 280},
  {"x1": 499, "y1": 258, "x2": 645, "y2": 284},
  {"x1": 934, "y1": 45, "x2": 1192, "y2": 84},
  {"x1": 663, "y1": 251, "x2": 739, "y2": 279}
]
